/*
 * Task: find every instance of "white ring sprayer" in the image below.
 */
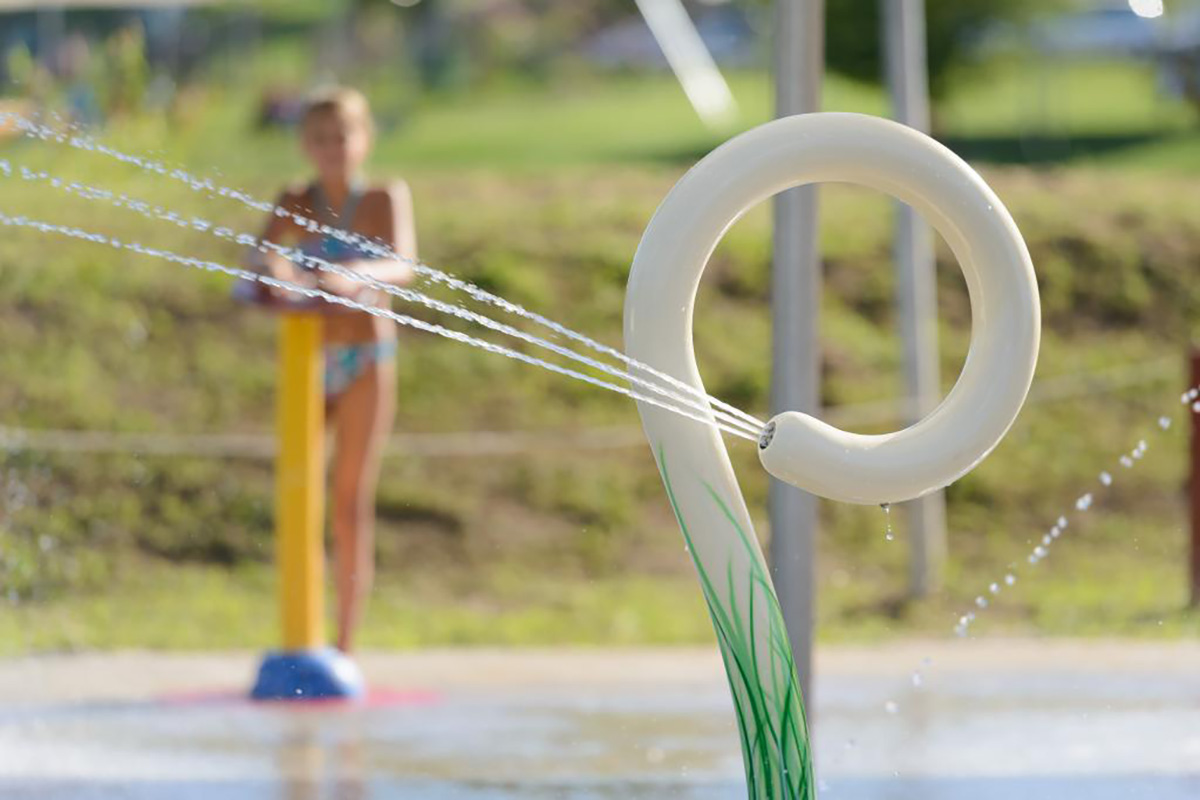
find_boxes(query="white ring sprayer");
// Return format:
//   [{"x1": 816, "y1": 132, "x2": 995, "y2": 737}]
[{"x1": 624, "y1": 112, "x2": 1041, "y2": 798}]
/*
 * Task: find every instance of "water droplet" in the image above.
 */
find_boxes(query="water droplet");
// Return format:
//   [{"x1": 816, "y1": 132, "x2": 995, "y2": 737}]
[
  {"x1": 1099, "y1": 471, "x2": 1112, "y2": 486},
  {"x1": 1192, "y1": 401, "x2": 1200, "y2": 414},
  {"x1": 882, "y1": 503, "x2": 894, "y2": 542},
  {"x1": 989, "y1": 582, "x2": 1000, "y2": 594},
  {"x1": 975, "y1": 596, "x2": 988, "y2": 609},
  {"x1": 1042, "y1": 534, "x2": 1053, "y2": 546},
  {"x1": 1057, "y1": 517, "x2": 1069, "y2": 529},
  {"x1": 911, "y1": 672, "x2": 923, "y2": 688},
  {"x1": 884, "y1": 700, "x2": 899, "y2": 714},
  {"x1": 1159, "y1": 416, "x2": 1172, "y2": 430},
  {"x1": 1034, "y1": 546, "x2": 1047, "y2": 558},
  {"x1": 1005, "y1": 574, "x2": 1016, "y2": 586},
  {"x1": 1075, "y1": 493, "x2": 1093, "y2": 511},
  {"x1": 1120, "y1": 455, "x2": 1134, "y2": 468}
]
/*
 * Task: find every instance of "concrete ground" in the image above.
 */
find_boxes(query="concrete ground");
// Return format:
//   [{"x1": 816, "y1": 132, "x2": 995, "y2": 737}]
[{"x1": 1, "y1": 640, "x2": 1198, "y2": 798}]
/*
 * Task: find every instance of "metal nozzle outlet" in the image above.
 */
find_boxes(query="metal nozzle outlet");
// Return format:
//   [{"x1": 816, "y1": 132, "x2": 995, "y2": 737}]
[{"x1": 758, "y1": 420, "x2": 777, "y2": 450}]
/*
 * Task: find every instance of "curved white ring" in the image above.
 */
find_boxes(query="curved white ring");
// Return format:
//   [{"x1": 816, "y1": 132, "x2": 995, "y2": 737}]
[{"x1": 625, "y1": 112, "x2": 1040, "y2": 506}]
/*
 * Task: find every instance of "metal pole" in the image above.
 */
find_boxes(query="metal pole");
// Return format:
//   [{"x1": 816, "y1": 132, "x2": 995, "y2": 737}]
[
  {"x1": 36, "y1": 7, "x2": 66, "y2": 73},
  {"x1": 1190, "y1": 349, "x2": 1200, "y2": 608},
  {"x1": 882, "y1": 0, "x2": 947, "y2": 598},
  {"x1": 770, "y1": 0, "x2": 824, "y2": 704}
]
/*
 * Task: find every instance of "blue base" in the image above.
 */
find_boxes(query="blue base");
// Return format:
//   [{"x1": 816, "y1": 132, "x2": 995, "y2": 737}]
[{"x1": 251, "y1": 648, "x2": 365, "y2": 701}]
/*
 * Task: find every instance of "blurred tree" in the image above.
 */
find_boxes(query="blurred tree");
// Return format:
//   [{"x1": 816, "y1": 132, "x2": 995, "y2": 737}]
[
  {"x1": 342, "y1": 0, "x2": 1071, "y2": 96},
  {"x1": 758, "y1": 0, "x2": 1068, "y2": 97},
  {"x1": 348, "y1": 0, "x2": 636, "y2": 89},
  {"x1": 5, "y1": 43, "x2": 42, "y2": 99},
  {"x1": 101, "y1": 22, "x2": 148, "y2": 117},
  {"x1": 1164, "y1": 47, "x2": 1200, "y2": 123}
]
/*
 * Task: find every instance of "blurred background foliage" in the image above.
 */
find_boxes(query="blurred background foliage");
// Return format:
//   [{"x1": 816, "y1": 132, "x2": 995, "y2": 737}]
[{"x1": 2, "y1": 0, "x2": 1200, "y2": 651}]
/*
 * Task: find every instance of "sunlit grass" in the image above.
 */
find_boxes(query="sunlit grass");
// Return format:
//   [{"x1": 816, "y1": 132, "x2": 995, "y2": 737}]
[{"x1": 2, "y1": 58, "x2": 1200, "y2": 654}]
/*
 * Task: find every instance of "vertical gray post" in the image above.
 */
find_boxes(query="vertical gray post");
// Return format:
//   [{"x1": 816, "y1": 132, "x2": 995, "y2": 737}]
[
  {"x1": 882, "y1": 0, "x2": 947, "y2": 597},
  {"x1": 36, "y1": 7, "x2": 66, "y2": 72},
  {"x1": 770, "y1": 0, "x2": 824, "y2": 704}
]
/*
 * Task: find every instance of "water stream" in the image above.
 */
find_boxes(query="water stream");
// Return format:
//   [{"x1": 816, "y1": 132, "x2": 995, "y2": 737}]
[{"x1": 0, "y1": 111, "x2": 766, "y2": 438}]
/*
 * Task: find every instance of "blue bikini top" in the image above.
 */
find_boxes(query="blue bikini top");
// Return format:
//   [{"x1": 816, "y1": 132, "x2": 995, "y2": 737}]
[{"x1": 297, "y1": 182, "x2": 377, "y2": 264}]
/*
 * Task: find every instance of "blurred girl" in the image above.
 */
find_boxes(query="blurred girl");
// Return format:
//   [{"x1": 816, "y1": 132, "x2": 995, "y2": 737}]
[{"x1": 248, "y1": 87, "x2": 416, "y2": 653}]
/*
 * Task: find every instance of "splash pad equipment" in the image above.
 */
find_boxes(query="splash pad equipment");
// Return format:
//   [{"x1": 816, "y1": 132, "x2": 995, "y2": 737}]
[
  {"x1": 1, "y1": 108, "x2": 1054, "y2": 785},
  {"x1": 250, "y1": 310, "x2": 363, "y2": 701},
  {"x1": 625, "y1": 112, "x2": 1041, "y2": 797}
]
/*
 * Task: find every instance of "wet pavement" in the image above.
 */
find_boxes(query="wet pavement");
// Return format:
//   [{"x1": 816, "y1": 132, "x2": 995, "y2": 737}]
[{"x1": 0, "y1": 642, "x2": 1198, "y2": 798}]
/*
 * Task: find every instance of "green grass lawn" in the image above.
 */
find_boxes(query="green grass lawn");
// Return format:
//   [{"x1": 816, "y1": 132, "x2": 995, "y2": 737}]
[
  {"x1": 65, "y1": 56, "x2": 1199, "y2": 179},
  {"x1": 2, "y1": 58, "x2": 1200, "y2": 654}
]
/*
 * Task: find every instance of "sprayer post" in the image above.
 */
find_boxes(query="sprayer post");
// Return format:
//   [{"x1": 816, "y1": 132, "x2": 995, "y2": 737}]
[
  {"x1": 277, "y1": 313, "x2": 325, "y2": 649},
  {"x1": 252, "y1": 312, "x2": 362, "y2": 700}
]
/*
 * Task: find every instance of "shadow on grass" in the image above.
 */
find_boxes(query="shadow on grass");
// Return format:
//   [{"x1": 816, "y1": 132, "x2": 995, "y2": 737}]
[
  {"x1": 939, "y1": 130, "x2": 1194, "y2": 166},
  {"x1": 628, "y1": 129, "x2": 1199, "y2": 169}
]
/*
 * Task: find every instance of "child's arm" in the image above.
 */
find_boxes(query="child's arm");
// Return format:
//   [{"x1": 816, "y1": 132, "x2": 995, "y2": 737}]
[
  {"x1": 320, "y1": 182, "x2": 416, "y2": 296},
  {"x1": 244, "y1": 189, "x2": 306, "y2": 289}
]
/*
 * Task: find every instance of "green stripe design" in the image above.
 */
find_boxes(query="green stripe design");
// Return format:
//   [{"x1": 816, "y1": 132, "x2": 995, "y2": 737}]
[{"x1": 659, "y1": 445, "x2": 814, "y2": 799}]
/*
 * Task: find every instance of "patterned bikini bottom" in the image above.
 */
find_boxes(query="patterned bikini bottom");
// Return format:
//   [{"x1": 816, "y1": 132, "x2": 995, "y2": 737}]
[{"x1": 325, "y1": 340, "x2": 397, "y2": 399}]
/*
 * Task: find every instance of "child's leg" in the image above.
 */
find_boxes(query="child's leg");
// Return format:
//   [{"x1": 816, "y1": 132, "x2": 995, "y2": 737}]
[{"x1": 329, "y1": 358, "x2": 396, "y2": 653}]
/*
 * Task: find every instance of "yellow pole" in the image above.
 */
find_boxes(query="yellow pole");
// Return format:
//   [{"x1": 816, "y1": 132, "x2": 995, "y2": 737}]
[{"x1": 276, "y1": 312, "x2": 325, "y2": 650}]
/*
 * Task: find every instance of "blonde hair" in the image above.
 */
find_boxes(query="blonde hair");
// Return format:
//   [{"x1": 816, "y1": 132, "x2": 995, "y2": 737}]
[{"x1": 301, "y1": 87, "x2": 374, "y2": 135}]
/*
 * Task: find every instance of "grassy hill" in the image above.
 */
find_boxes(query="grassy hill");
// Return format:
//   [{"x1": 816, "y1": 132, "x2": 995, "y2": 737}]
[{"x1": 1, "y1": 64, "x2": 1200, "y2": 653}]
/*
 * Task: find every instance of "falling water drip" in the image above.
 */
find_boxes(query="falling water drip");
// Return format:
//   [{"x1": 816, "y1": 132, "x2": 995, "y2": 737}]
[
  {"x1": 881, "y1": 502, "x2": 894, "y2": 542},
  {"x1": 946, "y1": 392, "x2": 1194, "y2": 647},
  {"x1": 855, "y1": 389, "x2": 1200, "y2": 800}
]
